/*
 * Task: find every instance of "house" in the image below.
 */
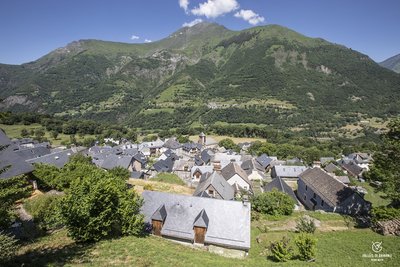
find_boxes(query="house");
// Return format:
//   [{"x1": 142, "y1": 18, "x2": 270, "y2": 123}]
[
  {"x1": 221, "y1": 162, "x2": 252, "y2": 192},
  {"x1": 139, "y1": 139, "x2": 165, "y2": 156},
  {"x1": 194, "y1": 149, "x2": 213, "y2": 166},
  {"x1": 163, "y1": 138, "x2": 181, "y2": 151},
  {"x1": 320, "y1": 157, "x2": 335, "y2": 166},
  {"x1": 271, "y1": 165, "x2": 308, "y2": 181},
  {"x1": 182, "y1": 142, "x2": 202, "y2": 154},
  {"x1": 133, "y1": 152, "x2": 146, "y2": 171},
  {"x1": 212, "y1": 153, "x2": 242, "y2": 170},
  {"x1": 264, "y1": 177, "x2": 299, "y2": 205},
  {"x1": 297, "y1": 168, "x2": 370, "y2": 215},
  {"x1": 339, "y1": 160, "x2": 364, "y2": 178},
  {"x1": 190, "y1": 165, "x2": 214, "y2": 181},
  {"x1": 27, "y1": 148, "x2": 85, "y2": 168},
  {"x1": 193, "y1": 171, "x2": 234, "y2": 200},
  {"x1": 14, "y1": 146, "x2": 51, "y2": 161},
  {"x1": 153, "y1": 157, "x2": 175, "y2": 173},
  {"x1": 334, "y1": 176, "x2": 351, "y2": 185},
  {"x1": 141, "y1": 190, "x2": 250, "y2": 254},
  {"x1": 241, "y1": 158, "x2": 265, "y2": 181},
  {"x1": 97, "y1": 154, "x2": 135, "y2": 171},
  {"x1": 0, "y1": 130, "x2": 34, "y2": 179},
  {"x1": 324, "y1": 163, "x2": 341, "y2": 174},
  {"x1": 255, "y1": 154, "x2": 274, "y2": 171}
]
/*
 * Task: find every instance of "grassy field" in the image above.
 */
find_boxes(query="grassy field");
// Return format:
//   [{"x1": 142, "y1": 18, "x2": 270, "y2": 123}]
[
  {"x1": 353, "y1": 181, "x2": 390, "y2": 207},
  {"x1": 128, "y1": 178, "x2": 194, "y2": 195},
  {"x1": 0, "y1": 123, "x2": 96, "y2": 146},
  {"x1": 150, "y1": 173, "x2": 186, "y2": 186},
  {"x1": 9, "y1": 216, "x2": 400, "y2": 266},
  {"x1": 189, "y1": 134, "x2": 265, "y2": 144}
]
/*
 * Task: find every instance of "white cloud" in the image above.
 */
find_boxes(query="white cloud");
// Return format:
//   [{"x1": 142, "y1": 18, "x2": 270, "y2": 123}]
[
  {"x1": 191, "y1": 0, "x2": 239, "y2": 18},
  {"x1": 130, "y1": 35, "x2": 140, "y2": 40},
  {"x1": 182, "y1": 18, "x2": 203, "y2": 27},
  {"x1": 179, "y1": 0, "x2": 190, "y2": 13},
  {"x1": 234, "y1": 9, "x2": 265, "y2": 25},
  {"x1": 144, "y1": 39, "x2": 152, "y2": 43}
]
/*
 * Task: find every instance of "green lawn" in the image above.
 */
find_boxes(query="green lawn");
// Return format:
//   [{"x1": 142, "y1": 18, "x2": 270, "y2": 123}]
[
  {"x1": 151, "y1": 173, "x2": 186, "y2": 186},
  {"x1": 10, "y1": 225, "x2": 399, "y2": 266},
  {"x1": 353, "y1": 181, "x2": 390, "y2": 207}
]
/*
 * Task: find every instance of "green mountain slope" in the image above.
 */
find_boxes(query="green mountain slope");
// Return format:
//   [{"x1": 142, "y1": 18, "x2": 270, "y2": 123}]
[
  {"x1": 0, "y1": 23, "x2": 399, "y2": 131},
  {"x1": 379, "y1": 53, "x2": 400, "y2": 73}
]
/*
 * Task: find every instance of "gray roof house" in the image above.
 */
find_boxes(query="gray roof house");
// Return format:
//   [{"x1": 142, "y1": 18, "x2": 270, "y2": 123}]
[
  {"x1": 141, "y1": 190, "x2": 250, "y2": 252},
  {"x1": 324, "y1": 163, "x2": 341, "y2": 174},
  {"x1": 14, "y1": 146, "x2": 51, "y2": 161},
  {"x1": 297, "y1": 168, "x2": 370, "y2": 215},
  {"x1": 271, "y1": 165, "x2": 308, "y2": 180},
  {"x1": 98, "y1": 154, "x2": 134, "y2": 170},
  {"x1": 264, "y1": 177, "x2": 299, "y2": 204},
  {"x1": 190, "y1": 165, "x2": 214, "y2": 180},
  {"x1": 221, "y1": 162, "x2": 252, "y2": 192},
  {"x1": 163, "y1": 138, "x2": 181, "y2": 150},
  {"x1": 255, "y1": 154, "x2": 274, "y2": 170},
  {"x1": 193, "y1": 172, "x2": 235, "y2": 200},
  {"x1": 27, "y1": 148, "x2": 82, "y2": 168}
]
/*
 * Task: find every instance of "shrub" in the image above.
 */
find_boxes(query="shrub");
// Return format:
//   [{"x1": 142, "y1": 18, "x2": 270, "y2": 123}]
[
  {"x1": 295, "y1": 234, "x2": 317, "y2": 261},
  {"x1": 371, "y1": 206, "x2": 400, "y2": 223},
  {"x1": 61, "y1": 169, "x2": 144, "y2": 242},
  {"x1": 143, "y1": 184, "x2": 154, "y2": 191},
  {"x1": 296, "y1": 216, "x2": 316, "y2": 233},
  {"x1": 109, "y1": 166, "x2": 130, "y2": 180},
  {"x1": 24, "y1": 194, "x2": 63, "y2": 231},
  {"x1": 269, "y1": 236, "x2": 292, "y2": 262},
  {"x1": 0, "y1": 232, "x2": 19, "y2": 263},
  {"x1": 252, "y1": 189, "x2": 295, "y2": 216}
]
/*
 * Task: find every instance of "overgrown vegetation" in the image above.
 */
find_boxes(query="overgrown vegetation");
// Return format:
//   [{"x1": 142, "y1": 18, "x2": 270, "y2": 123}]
[
  {"x1": 151, "y1": 173, "x2": 185, "y2": 186},
  {"x1": 0, "y1": 231, "x2": 19, "y2": 263},
  {"x1": 252, "y1": 190, "x2": 295, "y2": 216}
]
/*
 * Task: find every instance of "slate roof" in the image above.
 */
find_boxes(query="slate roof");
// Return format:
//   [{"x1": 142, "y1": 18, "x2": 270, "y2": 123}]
[
  {"x1": 26, "y1": 149, "x2": 77, "y2": 168},
  {"x1": 348, "y1": 153, "x2": 372, "y2": 164},
  {"x1": 141, "y1": 190, "x2": 251, "y2": 250},
  {"x1": 190, "y1": 165, "x2": 214, "y2": 178},
  {"x1": 320, "y1": 157, "x2": 335, "y2": 165},
  {"x1": 163, "y1": 138, "x2": 181, "y2": 150},
  {"x1": 182, "y1": 142, "x2": 202, "y2": 152},
  {"x1": 130, "y1": 171, "x2": 145, "y2": 179},
  {"x1": 221, "y1": 162, "x2": 251, "y2": 186},
  {"x1": 264, "y1": 177, "x2": 298, "y2": 203},
  {"x1": 123, "y1": 148, "x2": 139, "y2": 156},
  {"x1": 255, "y1": 154, "x2": 273, "y2": 169},
  {"x1": 272, "y1": 165, "x2": 308, "y2": 178},
  {"x1": 335, "y1": 176, "x2": 351, "y2": 184},
  {"x1": 324, "y1": 163, "x2": 340, "y2": 173},
  {"x1": 153, "y1": 157, "x2": 175, "y2": 172},
  {"x1": 14, "y1": 146, "x2": 51, "y2": 161},
  {"x1": 193, "y1": 209, "x2": 209, "y2": 228},
  {"x1": 98, "y1": 154, "x2": 134, "y2": 170},
  {"x1": 339, "y1": 161, "x2": 364, "y2": 177},
  {"x1": 194, "y1": 172, "x2": 234, "y2": 200},
  {"x1": 299, "y1": 168, "x2": 355, "y2": 207},
  {"x1": 133, "y1": 152, "x2": 146, "y2": 165},
  {"x1": 0, "y1": 139, "x2": 34, "y2": 179},
  {"x1": 241, "y1": 158, "x2": 264, "y2": 175}
]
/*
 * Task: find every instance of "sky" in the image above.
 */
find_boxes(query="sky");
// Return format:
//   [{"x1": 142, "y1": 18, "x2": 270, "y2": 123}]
[{"x1": 0, "y1": 0, "x2": 399, "y2": 64}]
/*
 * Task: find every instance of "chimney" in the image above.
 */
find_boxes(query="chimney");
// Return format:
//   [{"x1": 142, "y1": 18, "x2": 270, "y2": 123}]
[{"x1": 242, "y1": 194, "x2": 249, "y2": 207}]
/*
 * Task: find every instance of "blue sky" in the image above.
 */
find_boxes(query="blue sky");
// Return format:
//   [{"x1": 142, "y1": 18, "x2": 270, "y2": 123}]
[{"x1": 0, "y1": 0, "x2": 399, "y2": 64}]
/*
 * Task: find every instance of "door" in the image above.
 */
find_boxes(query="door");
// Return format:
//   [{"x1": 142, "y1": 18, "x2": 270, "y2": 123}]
[
  {"x1": 152, "y1": 220, "x2": 163, "y2": 236},
  {"x1": 194, "y1": 226, "x2": 207, "y2": 244}
]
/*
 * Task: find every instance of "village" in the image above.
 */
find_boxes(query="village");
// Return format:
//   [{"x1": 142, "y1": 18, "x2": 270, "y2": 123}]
[{"x1": 0, "y1": 129, "x2": 384, "y2": 260}]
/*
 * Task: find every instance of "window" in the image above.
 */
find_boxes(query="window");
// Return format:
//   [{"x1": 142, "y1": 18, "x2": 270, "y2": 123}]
[
  {"x1": 305, "y1": 185, "x2": 308, "y2": 191},
  {"x1": 304, "y1": 195, "x2": 307, "y2": 201},
  {"x1": 208, "y1": 189, "x2": 214, "y2": 196},
  {"x1": 321, "y1": 200, "x2": 324, "y2": 207},
  {"x1": 313, "y1": 193, "x2": 316, "y2": 198}
]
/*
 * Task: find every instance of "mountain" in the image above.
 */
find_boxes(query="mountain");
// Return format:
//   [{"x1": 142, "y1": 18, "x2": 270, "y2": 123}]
[
  {"x1": 0, "y1": 22, "x2": 399, "y2": 133},
  {"x1": 379, "y1": 53, "x2": 400, "y2": 73}
]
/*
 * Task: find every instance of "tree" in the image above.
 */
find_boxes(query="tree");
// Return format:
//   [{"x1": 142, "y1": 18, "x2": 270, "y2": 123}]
[
  {"x1": 0, "y1": 231, "x2": 19, "y2": 263},
  {"x1": 20, "y1": 128, "x2": 29, "y2": 138},
  {"x1": 0, "y1": 176, "x2": 31, "y2": 229},
  {"x1": 269, "y1": 236, "x2": 293, "y2": 262},
  {"x1": 295, "y1": 234, "x2": 317, "y2": 261},
  {"x1": 252, "y1": 189, "x2": 295, "y2": 216},
  {"x1": 35, "y1": 128, "x2": 45, "y2": 140},
  {"x1": 50, "y1": 130, "x2": 59, "y2": 140},
  {"x1": 109, "y1": 167, "x2": 130, "y2": 180},
  {"x1": 218, "y1": 138, "x2": 240, "y2": 152},
  {"x1": 364, "y1": 119, "x2": 400, "y2": 207},
  {"x1": 61, "y1": 169, "x2": 144, "y2": 242}
]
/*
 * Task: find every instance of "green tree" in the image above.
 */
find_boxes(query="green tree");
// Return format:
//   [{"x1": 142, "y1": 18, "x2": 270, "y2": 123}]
[
  {"x1": 252, "y1": 189, "x2": 295, "y2": 216},
  {"x1": 35, "y1": 128, "x2": 45, "y2": 141},
  {"x1": 0, "y1": 176, "x2": 32, "y2": 229},
  {"x1": 20, "y1": 128, "x2": 29, "y2": 138},
  {"x1": 109, "y1": 166, "x2": 130, "y2": 180},
  {"x1": 364, "y1": 119, "x2": 400, "y2": 207},
  {"x1": 295, "y1": 234, "x2": 317, "y2": 261},
  {"x1": 50, "y1": 130, "x2": 59, "y2": 140},
  {"x1": 0, "y1": 231, "x2": 19, "y2": 263},
  {"x1": 269, "y1": 236, "x2": 293, "y2": 262},
  {"x1": 24, "y1": 194, "x2": 63, "y2": 231},
  {"x1": 61, "y1": 169, "x2": 144, "y2": 242},
  {"x1": 218, "y1": 138, "x2": 240, "y2": 152}
]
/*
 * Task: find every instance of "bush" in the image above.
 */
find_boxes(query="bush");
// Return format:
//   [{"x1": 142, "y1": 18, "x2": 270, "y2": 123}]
[
  {"x1": 296, "y1": 216, "x2": 316, "y2": 233},
  {"x1": 295, "y1": 234, "x2": 317, "y2": 261},
  {"x1": 143, "y1": 184, "x2": 154, "y2": 191},
  {"x1": 0, "y1": 231, "x2": 19, "y2": 263},
  {"x1": 252, "y1": 189, "x2": 295, "y2": 216},
  {"x1": 24, "y1": 194, "x2": 63, "y2": 231},
  {"x1": 61, "y1": 168, "x2": 144, "y2": 242},
  {"x1": 109, "y1": 167, "x2": 130, "y2": 180},
  {"x1": 371, "y1": 206, "x2": 400, "y2": 223},
  {"x1": 269, "y1": 236, "x2": 292, "y2": 262}
]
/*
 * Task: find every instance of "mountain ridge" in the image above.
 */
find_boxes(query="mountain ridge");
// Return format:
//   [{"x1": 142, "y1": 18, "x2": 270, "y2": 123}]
[
  {"x1": 379, "y1": 53, "x2": 400, "y2": 73},
  {"x1": 0, "y1": 22, "x2": 399, "y2": 133}
]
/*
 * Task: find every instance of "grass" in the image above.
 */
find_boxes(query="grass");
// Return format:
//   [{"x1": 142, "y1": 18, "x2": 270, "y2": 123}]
[
  {"x1": 128, "y1": 179, "x2": 194, "y2": 195},
  {"x1": 0, "y1": 123, "x2": 96, "y2": 146},
  {"x1": 150, "y1": 173, "x2": 186, "y2": 186},
  {"x1": 189, "y1": 134, "x2": 264, "y2": 144},
  {"x1": 353, "y1": 181, "x2": 391, "y2": 207},
  {"x1": 10, "y1": 221, "x2": 400, "y2": 266}
]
